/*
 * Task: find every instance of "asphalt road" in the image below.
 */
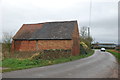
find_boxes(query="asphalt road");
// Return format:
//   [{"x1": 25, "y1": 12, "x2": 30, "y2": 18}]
[{"x1": 2, "y1": 50, "x2": 118, "y2": 78}]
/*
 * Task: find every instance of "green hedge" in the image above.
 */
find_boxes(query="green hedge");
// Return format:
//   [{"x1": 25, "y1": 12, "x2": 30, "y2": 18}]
[
  {"x1": 30, "y1": 49, "x2": 72, "y2": 60},
  {"x1": 80, "y1": 42, "x2": 91, "y2": 54}
]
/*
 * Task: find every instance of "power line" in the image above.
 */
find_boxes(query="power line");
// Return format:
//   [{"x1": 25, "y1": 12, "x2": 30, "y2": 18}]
[{"x1": 87, "y1": 27, "x2": 90, "y2": 38}]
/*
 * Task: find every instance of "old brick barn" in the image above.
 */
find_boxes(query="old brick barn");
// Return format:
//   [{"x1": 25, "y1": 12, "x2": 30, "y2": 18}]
[{"x1": 11, "y1": 21, "x2": 80, "y2": 55}]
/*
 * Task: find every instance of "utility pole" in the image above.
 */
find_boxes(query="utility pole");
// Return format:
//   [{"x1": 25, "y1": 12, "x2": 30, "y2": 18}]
[
  {"x1": 88, "y1": 0, "x2": 92, "y2": 48},
  {"x1": 89, "y1": 0, "x2": 92, "y2": 27},
  {"x1": 88, "y1": 27, "x2": 90, "y2": 37}
]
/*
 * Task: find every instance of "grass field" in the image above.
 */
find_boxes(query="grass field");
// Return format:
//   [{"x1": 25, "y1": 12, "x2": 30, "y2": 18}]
[{"x1": 2, "y1": 50, "x2": 94, "y2": 72}]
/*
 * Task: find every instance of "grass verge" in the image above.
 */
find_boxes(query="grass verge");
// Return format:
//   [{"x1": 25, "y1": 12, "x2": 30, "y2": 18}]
[
  {"x1": 2, "y1": 50, "x2": 94, "y2": 72},
  {"x1": 107, "y1": 50, "x2": 120, "y2": 61}
]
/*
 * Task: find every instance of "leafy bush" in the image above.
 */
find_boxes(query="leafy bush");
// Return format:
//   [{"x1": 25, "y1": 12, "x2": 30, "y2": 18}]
[
  {"x1": 80, "y1": 41, "x2": 91, "y2": 54},
  {"x1": 80, "y1": 42, "x2": 89, "y2": 49},
  {"x1": 30, "y1": 49, "x2": 71, "y2": 60}
]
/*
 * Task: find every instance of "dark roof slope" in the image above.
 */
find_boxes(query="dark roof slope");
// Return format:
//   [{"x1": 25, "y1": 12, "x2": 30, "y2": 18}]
[{"x1": 13, "y1": 21, "x2": 78, "y2": 40}]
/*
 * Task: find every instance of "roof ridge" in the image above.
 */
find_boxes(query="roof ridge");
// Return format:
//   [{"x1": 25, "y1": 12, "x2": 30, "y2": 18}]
[{"x1": 23, "y1": 20, "x2": 77, "y2": 25}]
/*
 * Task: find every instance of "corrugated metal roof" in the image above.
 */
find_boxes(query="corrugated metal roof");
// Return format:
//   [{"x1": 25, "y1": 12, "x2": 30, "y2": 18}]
[{"x1": 13, "y1": 21, "x2": 77, "y2": 40}]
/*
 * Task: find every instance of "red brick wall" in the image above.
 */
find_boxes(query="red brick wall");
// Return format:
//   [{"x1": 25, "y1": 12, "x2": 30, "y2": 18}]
[
  {"x1": 12, "y1": 40, "x2": 73, "y2": 52},
  {"x1": 71, "y1": 24, "x2": 80, "y2": 56},
  {"x1": 12, "y1": 40, "x2": 36, "y2": 52},
  {"x1": 37, "y1": 40, "x2": 73, "y2": 50}
]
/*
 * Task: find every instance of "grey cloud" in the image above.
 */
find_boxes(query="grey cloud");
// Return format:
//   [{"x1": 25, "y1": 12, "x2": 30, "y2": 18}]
[{"x1": 1, "y1": 0, "x2": 118, "y2": 43}]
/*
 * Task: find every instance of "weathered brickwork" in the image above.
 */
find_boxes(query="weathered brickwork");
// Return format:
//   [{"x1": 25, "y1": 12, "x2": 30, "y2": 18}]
[
  {"x1": 12, "y1": 40, "x2": 36, "y2": 51},
  {"x1": 71, "y1": 24, "x2": 80, "y2": 55},
  {"x1": 12, "y1": 40, "x2": 73, "y2": 52},
  {"x1": 37, "y1": 40, "x2": 73, "y2": 50}
]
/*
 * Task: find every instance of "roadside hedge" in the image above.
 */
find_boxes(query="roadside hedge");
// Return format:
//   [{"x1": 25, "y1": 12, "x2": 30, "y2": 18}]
[{"x1": 30, "y1": 49, "x2": 72, "y2": 60}]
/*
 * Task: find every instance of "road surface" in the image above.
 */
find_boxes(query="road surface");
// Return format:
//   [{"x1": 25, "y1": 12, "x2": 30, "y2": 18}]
[{"x1": 2, "y1": 50, "x2": 118, "y2": 78}]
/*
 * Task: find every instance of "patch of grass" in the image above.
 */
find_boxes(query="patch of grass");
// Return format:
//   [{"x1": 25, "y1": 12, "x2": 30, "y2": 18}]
[
  {"x1": 107, "y1": 50, "x2": 120, "y2": 61},
  {"x1": 0, "y1": 61, "x2": 2, "y2": 67},
  {"x1": 2, "y1": 50, "x2": 94, "y2": 72}
]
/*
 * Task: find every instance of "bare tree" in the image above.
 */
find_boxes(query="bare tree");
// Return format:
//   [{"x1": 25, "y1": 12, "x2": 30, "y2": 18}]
[
  {"x1": 80, "y1": 26, "x2": 87, "y2": 39},
  {"x1": 80, "y1": 26, "x2": 93, "y2": 48},
  {"x1": 2, "y1": 32, "x2": 12, "y2": 53}
]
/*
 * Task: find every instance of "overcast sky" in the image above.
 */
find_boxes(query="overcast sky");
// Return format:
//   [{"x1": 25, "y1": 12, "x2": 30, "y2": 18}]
[{"x1": 0, "y1": 0, "x2": 119, "y2": 44}]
